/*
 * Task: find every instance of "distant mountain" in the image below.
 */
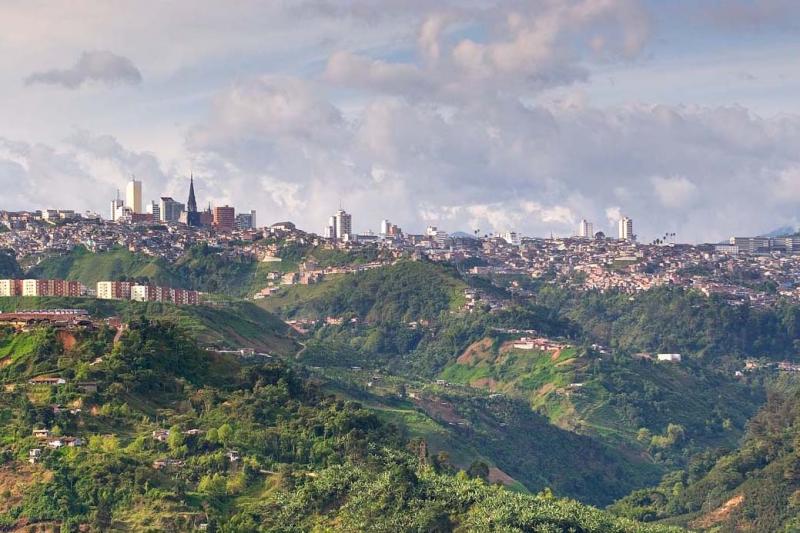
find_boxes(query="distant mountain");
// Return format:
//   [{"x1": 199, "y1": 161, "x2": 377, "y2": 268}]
[
  {"x1": 759, "y1": 225, "x2": 797, "y2": 238},
  {"x1": 450, "y1": 231, "x2": 479, "y2": 239}
]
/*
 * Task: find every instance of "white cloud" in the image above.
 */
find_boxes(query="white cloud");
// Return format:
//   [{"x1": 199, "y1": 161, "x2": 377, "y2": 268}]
[{"x1": 651, "y1": 175, "x2": 698, "y2": 208}]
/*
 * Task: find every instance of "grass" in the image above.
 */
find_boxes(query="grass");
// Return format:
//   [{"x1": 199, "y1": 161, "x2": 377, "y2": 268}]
[
  {"x1": 255, "y1": 275, "x2": 346, "y2": 317},
  {"x1": 27, "y1": 246, "x2": 180, "y2": 288},
  {"x1": 0, "y1": 296, "x2": 299, "y2": 355}
]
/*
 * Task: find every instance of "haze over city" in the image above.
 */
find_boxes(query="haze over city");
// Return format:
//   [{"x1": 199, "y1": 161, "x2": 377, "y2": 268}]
[{"x1": 2, "y1": 1, "x2": 800, "y2": 242}]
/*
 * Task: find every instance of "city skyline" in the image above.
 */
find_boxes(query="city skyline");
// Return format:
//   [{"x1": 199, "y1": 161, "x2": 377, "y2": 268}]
[{"x1": 2, "y1": 2, "x2": 800, "y2": 242}]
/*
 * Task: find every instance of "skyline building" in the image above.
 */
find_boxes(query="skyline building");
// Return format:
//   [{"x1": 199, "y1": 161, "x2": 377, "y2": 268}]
[
  {"x1": 325, "y1": 209, "x2": 352, "y2": 240},
  {"x1": 235, "y1": 210, "x2": 257, "y2": 230},
  {"x1": 110, "y1": 190, "x2": 124, "y2": 222},
  {"x1": 126, "y1": 179, "x2": 142, "y2": 214},
  {"x1": 578, "y1": 219, "x2": 594, "y2": 239},
  {"x1": 213, "y1": 205, "x2": 235, "y2": 231},
  {"x1": 159, "y1": 197, "x2": 184, "y2": 222},
  {"x1": 618, "y1": 216, "x2": 634, "y2": 241},
  {"x1": 334, "y1": 209, "x2": 352, "y2": 241},
  {"x1": 146, "y1": 201, "x2": 160, "y2": 221}
]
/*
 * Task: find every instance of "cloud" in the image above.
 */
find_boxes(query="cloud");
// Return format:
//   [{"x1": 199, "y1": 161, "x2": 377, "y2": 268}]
[
  {"x1": 651, "y1": 176, "x2": 698, "y2": 208},
  {"x1": 324, "y1": 0, "x2": 651, "y2": 100},
  {"x1": 176, "y1": 65, "x2": 800, "y2": 241},
  {"x1": 25, "y1": 50, "x2": 142, "y2": 89},
  {"x1": 3, "y1": 1, "x2": 800, "y2": 243}
]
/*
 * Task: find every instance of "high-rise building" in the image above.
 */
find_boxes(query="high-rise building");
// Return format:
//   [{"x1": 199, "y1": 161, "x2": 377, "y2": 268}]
[
  {"x1": 323, "y1": 216, "x2": 336, "y2": 239},
  {"x1": 110, "y1": 197, "x2": 124, "y2": 221},
  {"x1": 334, "y1": 209, "x2": 352, "y2": 241},
  {"x1": 213, "y1": 205, "x2": 235, "y2": 231},
  {"x1": 147, "y1": 201, "x2": 161, "y2": 221},
  {"x1": 159, "y1": 197, "x2": 185, "y2": 222},
  {"x1": 380, "y1": 219, "x2": 390, "y2": 235},
  {"x1": 126, "y1": 179, "x2": 142, "y2": 214},
  {"x1": 618, "y1": 216, "x2": 634, "y2": 241},
  {"x1": 235, "y1": 210, "x2": 257, "y2": 230},
  {"x1": 578, "y1": 219, "x2": 594, "y2": 239}
]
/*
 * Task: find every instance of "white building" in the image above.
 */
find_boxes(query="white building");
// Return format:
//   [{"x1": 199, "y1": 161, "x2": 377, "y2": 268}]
[
  {"x1": 147, "y1": 201, "x2": 160, "y2": 221},
  {"x1": 380, "y1": 219, "x2": 390, "y2": 235},
  {"x1": 22, "y1": 279, "x2": 40, "y2": 297},
  {"x1": 126, "y1": 179, "x2": 143, "y2": 214},
  {"x1": 325, "y1": 209, "x2": 352, "y2": 240},
  {"x1": 110, "y1": 198, "x2": 124, "y2": 221},
  {"x1": 578, "y1": 219, "x2": 594, "y2": 239},
  {"x1": 501, "y1": 231, "x2": 520, "y2": 245},
  {"x1": 618, "y1": 216, "x2": 634, "y2": 241},
  {"x1": 657, "y1": 353, "x2": 682, "y2": 363},
  {"x1": 334, "y1": 209, "x2": 352, "y2": 240},
  {"x1": 41, "y1": 209, "x2": 59, "y2": 221},
  {"x1": 131, "y1": 285, "x2": 151, "y2": 302},
  {"x1": 0, "y1": 279, "x2": 14, "y2": 297}
]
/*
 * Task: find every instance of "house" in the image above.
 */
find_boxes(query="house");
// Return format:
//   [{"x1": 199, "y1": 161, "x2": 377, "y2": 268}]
[
  {"x1": 76, "y1": 381, "x2": 98, "y2": 393},
  {"x1": 28, "y1": 449, "x2": 42, "y2": 464},
  {"x1": 33, "y1": 429, "x2": 51, "y2": 439},
  {"x1": 152, "y1": 429, "x2": 170, "y2": 442},
  {"x1": 657, "y1": 353, "x2": 682, "y2": 363},
  {"x1": 226, "y1": 450, "x2": 241, "y2": 462},
  {"x1": 29, "y1": 376, "x2": 67, "y2": 386},
  {"x1": 152, "y1": 458, "x2": 185, "y2": 470},
  {"x1": 47, "y1": 439, "x2": 63, "y2": 449}
]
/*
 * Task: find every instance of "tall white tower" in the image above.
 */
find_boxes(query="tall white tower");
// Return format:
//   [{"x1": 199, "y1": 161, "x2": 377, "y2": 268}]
[
  {"x1": 578, "y1": 219, "x2": 593, "y2": 238},
  {"x1": 126, "y1": 178, "x2": 142, "y2": 214},
  {"x1": 618, "y1": 216, "x2": 634, "y2": 241},
  {"x1": 334, "y1": 209, "x2": 352, "y2": 240}
]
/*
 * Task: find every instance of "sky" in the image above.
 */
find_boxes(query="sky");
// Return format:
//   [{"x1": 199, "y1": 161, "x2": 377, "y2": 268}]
[{"x1": 2, "y1": 0, "x2": 800, "y2": 243}]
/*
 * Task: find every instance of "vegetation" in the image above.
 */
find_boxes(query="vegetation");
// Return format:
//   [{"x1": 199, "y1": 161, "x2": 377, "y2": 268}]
[
  {"x1": 0, "y1": 249, "x2": 22, "y2": 278},
  {"x1": 0, "y1": 296, "x2": 298, "y2": 354},
  {"x1": 0, "y1": 320, "x2": 677, "y2": 531},
  {"x1": 611, "y1": 378, "x2": 800, "y2": 531},
  {"x1": 261, "y1": 260, "x2": 467, "y2": 323},
  {"x1": 27, "y1": 246, "x2": 180, "y2": 287}
]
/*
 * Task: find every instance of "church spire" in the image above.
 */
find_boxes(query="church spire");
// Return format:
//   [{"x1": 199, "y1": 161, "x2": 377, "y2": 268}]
[{"x1": 187, "y1": 173, "x2": 198, "y2": 213}]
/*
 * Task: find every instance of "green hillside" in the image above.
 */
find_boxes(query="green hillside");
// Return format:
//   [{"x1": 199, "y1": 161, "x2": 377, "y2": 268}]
[
  {"x1": 611, "y1": 379, "x2": 800, "y2": 531},
  {"x1": 27, "y1": 246, "x2": 180, "y2": 287},
  {"x1": 0, "y1": 296, "x2": 298, "y2": 354},
  {"x1": 0, "y1": 249, "x2": 22, "y2": 278},
  {"x1": 440, "y1": 337, "x2": 762, "y2": 467},
  {"x1": 260, "y1": 259, "x2": 467, "y2": 322},
  {"x1": 0, "y1": 320, "x2": 678, "y2": 532},
  {"x1": 534, "y1": 285, "x2": 800, "y2": 360},
  {"x1": 24, "y1": 244, "x2": 279, "y2": 298}
]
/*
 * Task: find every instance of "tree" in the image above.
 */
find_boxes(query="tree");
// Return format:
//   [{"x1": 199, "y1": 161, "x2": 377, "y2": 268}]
[
  {"x1": 467, "y1": 460, "x2": 490, "y2": 481},
  {"x1": 168, "y1": 425, "x2": 184, "y2": 451}
]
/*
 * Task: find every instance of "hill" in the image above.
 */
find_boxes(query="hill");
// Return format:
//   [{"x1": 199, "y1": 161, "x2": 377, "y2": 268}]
[
  {"x1": 0, "y1": 319, "x2": 678, "y2": 532},
  {"x1": 0, "y1": 249, "x2": 22, "y2": 278},
  {"x1": 611, "y1": 379, "x2": 800, "y2": 531},
  {"x1": 259, "y1": 259, "x2": 467, "y2": 322},
  {"x1": 324, "y1": 370, "x2": 661, "y2": 506},
  {"x1": 440, "y1": 336, "x2": 762, "y2": 467},
  {"x1": 0, "y1": 296, "x2": 298, "y2": 355},
  {"x1": 27, "y1": 246, "x2": 180, "y2": 288}
]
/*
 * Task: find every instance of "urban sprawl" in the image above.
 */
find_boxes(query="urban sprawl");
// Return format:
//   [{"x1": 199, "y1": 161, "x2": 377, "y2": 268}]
[{"x1": 2, "y1": 176, "x2": 800, "y2": 310}]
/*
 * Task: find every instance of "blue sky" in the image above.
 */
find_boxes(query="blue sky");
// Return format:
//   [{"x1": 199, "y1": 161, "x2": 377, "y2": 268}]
[{"x1": 1, "y1": 0, "x2": 800, "y2": 242}]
